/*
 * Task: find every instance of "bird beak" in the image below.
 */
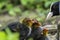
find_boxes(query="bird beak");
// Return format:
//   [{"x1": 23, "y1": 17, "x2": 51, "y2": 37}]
[{"x1": 46, "y1": 12, "x2": 53, "y2": 20}]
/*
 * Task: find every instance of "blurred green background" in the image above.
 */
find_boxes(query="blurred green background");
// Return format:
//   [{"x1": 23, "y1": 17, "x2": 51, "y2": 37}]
[{"x1": 0, "y1": 0, "x2": 59, "y2": 40}]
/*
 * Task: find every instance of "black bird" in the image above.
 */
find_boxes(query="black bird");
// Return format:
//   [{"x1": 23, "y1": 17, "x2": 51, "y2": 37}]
[
  {"x1": 37, "y1": 28, "x2": 50, "y2": 40},
  {"x1": 19, "y1": 18, "x2": 33, "y2": 40},
  {"x1": 19, "y1": 23, "x2": 30, "y2": 40},
  {"x1": 45, "y1": 1, "x2": 60, "y2": 40},
  {"x1": 46, "y1": 1, "x2": 60, "y2": 20},
  {"x1": 30, "y1": 19, "x2": 50, "y2": 40},
  {"x1": 7, "y1": 22, "x2": 21, "y2": 32},
  {"x1": 26, "y1": 19, "x2": 43, "y2": 40}
]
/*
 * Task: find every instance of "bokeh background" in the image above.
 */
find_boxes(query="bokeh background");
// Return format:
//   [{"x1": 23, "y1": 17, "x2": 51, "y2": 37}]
[{"x1": 0, "y1": 0, "x2": 59, "y2": 40}]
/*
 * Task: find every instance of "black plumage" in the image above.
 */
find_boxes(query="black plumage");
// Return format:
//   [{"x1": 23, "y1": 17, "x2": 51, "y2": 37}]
[
  {"x1": 51, "y1": 1, "x2": 60, "y2": 16},
  {"x1": 19, "y1": 24, "x2": 30, "y2": 40},
  {"x1": 2, "y1": 22, "x2": 21, "y2": 33},
  {"x1": 26, "y1": 19, "x2": 43, "y2": 40},
  {"x1": 19, "y1": 18, "x2": 33, "y2": 40},
  {"x1": 31, "y1": 27, "x2": 43, "y2": 40},
  {"x1": 7, "y1": 22, "x2": 21, "y2": 32}
]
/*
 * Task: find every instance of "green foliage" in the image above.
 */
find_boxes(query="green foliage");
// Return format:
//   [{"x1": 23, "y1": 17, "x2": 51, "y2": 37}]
[
  {"x1": 6, "y1": 4, "x2": 13, "y2": 11},
  {"x1": 21, "y1": 0, "x2": 29, "y2": 6},
  {"x1": 0, "y1": 28, "x2": 19, "y2": 40},
  {"x1": 9, "y1": 7, "x2": 22, "y2": 16},
  {"x1": 0, "y1": 32, "x2": 7, "y2": 40},
  {"x1": 0, "y1": 2, "x2": 6, "y2": 9}
]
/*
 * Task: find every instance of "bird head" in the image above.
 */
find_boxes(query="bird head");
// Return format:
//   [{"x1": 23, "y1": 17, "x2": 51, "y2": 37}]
[
  {"x1": 46, "y1": 1, "x2": 60, "y2": 20},
  {"x1": 32, "y1": 19, "x2": 41, "y2": 28},
  {"x1": 22, "y1": 18, "x2": 29, "y2": 24},
  {"x1": 43, "y1": 28, "x2": 48, "y2": 36},
  {"x1": 22, "y1": 18, "x2": 33, "y2": 27}
]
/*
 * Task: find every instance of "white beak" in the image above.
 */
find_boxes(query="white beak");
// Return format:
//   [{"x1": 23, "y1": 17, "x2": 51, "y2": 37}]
[{"x1": 46, "y1": 12, "x2": 53, "y2": 20}]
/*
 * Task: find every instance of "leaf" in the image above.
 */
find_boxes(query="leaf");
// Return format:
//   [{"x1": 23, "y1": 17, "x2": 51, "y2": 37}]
[
  {"x1": 0, "y1": 32, "x2": 7, "y2": 40},
  {"x1": 6, "y1": 4, "x2": 13, "y2": 11},
  {"x1": 44, "y1": 1, "x2": 51, "y2": 8},
  {"x1": 21, "y1": 0, "x2": 28, "y2": 6},
  {"x1": 28, "y1": 0, "x2": 34, "y2": 4},
  {"x1": 13, "y1": 7, "x2": 21, "y2": 13},
  {"x1": 9, "y1": 9, "x2": 16, "y2": 16},
  {"x1": 0, "y1": 2, "x2": 5, "y2": 9}
]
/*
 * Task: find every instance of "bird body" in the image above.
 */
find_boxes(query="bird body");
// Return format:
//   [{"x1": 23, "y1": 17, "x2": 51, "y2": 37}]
[
  {"x1": 27, "y1": 19, "x2": 44, "y2": 40},
  {"x1": 19, "y1": 24, "x2": 31, "y2": 40},
  {"x1": 31, "y1": 26, "x2": 43, "y2": 40},
  {"x1": 19, "y1": 18, "x2": 33, "y2": 40}
]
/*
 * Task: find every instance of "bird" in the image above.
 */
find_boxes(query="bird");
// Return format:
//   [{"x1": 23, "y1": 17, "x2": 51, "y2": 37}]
[
  {"x1": 27, "y1": 19, "x2": 43, "y2": 40},
  {"x1": 37, "y1": 28, "x2": 50, "y2": 40},
  {"x1": 45, "y1": 1, "x2": 60, "y2": 40},
  {"x1": 43, "y1": 28, "x2": 50, "y2": 40},
  {"x1": 19, "y1": 18, "x2": 33, "y2": 40},
  {"x1": 30, "y1": 19, "x2": 50, "y2": 40},
  {"x1": 46, "y1": 1, "x2": 60, "y2": 20}
]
